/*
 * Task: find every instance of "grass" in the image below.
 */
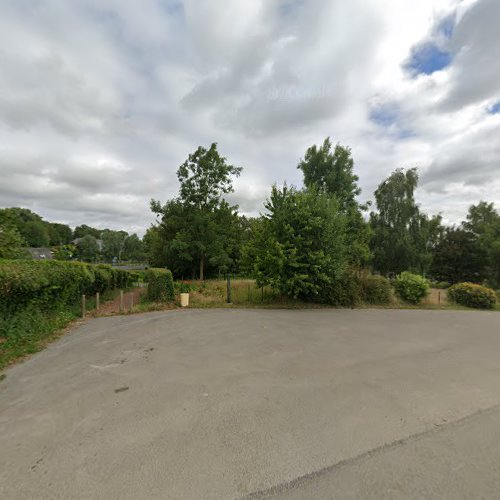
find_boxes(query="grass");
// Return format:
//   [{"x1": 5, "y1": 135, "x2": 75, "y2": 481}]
[{"x1": 0, "y1": 289, "x2": 121, "y2": 372}]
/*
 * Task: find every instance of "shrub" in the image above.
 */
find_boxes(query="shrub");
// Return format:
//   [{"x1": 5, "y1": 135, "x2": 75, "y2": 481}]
[
  {"x1": 434, "y1": 281, "x2": 450, "y2": 289},
  {"x1": 360, "y1": 274, "x2": 392, "y2": 304},
  {"x1": 325, "y1": 269, "x2": 363, "y2": 306},
  {"x1": 394, "y1": 272, "x2": 429, "y2": 304},
  {"x1": 448, "y1": 282, "x2": 497, "y2": 309},
  {"x1": 145, "y1": 268, "x2": 174, "y2": 302}
]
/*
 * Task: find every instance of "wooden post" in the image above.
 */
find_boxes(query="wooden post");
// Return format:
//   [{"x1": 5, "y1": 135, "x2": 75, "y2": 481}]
[
  {"x1": 438, "y1": 291, "x2": 441, "y2": 307},
  {"x1": 81, "y1": 295, "x2": 86, "y2": 318},
  {"x1": 261, "y1": 287, "x2": 264, "y2": 302},
  {"x1": 248, "y1": 284, "x2": 250, "y2": 302},
  {"x1": 130, "y1": 292, "x2": 134, "y2": 311},
  {"x1": 120, "y1": 290, "x2": 124, "y2": 313},
  {"x1": 96, "y1": 292, "x2": 100, "y2": 311}
]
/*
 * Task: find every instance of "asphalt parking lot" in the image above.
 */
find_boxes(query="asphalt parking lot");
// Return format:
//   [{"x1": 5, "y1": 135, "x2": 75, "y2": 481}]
[{"x1": 1, "y1": 308, "x2": 500, "y2": 499}]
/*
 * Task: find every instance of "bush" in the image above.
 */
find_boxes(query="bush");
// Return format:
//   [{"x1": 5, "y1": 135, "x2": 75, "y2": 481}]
[
  {"x1": 360, "y1": 274, "x2": 392, "y2": 304},
  {"x1": 394, "y1": 272, "x2": 429, "y2": 304},
  {"x1": 448, "y1": 282, "x2": 497, "y2": 309},
  {"x1": 145, "y1": 268, "x2": 174, "y2": 302},
  {"x1": 434, "y1": 281, "x2": 450, "y2": 289},
  {"x1": 325, "y1": 268, "x2": 363, "y2": 306}
]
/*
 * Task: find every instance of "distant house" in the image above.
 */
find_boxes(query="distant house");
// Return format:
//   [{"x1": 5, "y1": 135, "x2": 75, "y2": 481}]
[
  {"x1": 27, "y1": 247, "x2": 53, "y2": 260},
  {"x1": 72, "y1": 238, "x2": 104, "y2": 252}
]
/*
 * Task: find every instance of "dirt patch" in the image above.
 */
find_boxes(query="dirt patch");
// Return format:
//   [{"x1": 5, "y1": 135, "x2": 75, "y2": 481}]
[{"x1": 94, "y1": 287, "x2": 147, "y2": 316}]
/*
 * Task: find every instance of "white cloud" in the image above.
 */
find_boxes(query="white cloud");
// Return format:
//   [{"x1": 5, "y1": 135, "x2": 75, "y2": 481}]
[{"x1": 0, "y1": 0, "x2": 499, "y2": 235}]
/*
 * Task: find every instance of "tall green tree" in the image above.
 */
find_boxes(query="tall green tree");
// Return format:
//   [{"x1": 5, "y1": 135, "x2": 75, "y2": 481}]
[
  {"x1": 150, "y1": 143, "x2": 242, "y2": 279},
  {"x1": 73, "y1": 224, "x2": 101, "y2": 239},
  {"x1": 75, "y1": 235, "x2": 100, "y2": 262},
  {"x1": 47, "y1": 223, "x2": 73, "y2": 245},
  {"x1": 0, "y1": 207, "x2": 50, "y2": 247},
  {"x1": 101, "y1": 229, "x2": 128, "y2": 261},
  {"x1": 297, "y1": 138, "x2": 370, "y2": 266},
  {"x1": 122, "y1": 234, "x2": 145, "y2": 262},
  {"x1": 298, "y1": 138, "x2": 361, "y2": 210},
  {"x1": 244, "y1": 185, "x2": 347, "y2": 301},
  {"x1": 463, "y1": 201, "x2": 500, "y2": 287},
  {"x1": 431, "y1": 227, "x2": 486, "y2": 284},
  {"x1": 370, "y1": 168, "x2": 441, "y2": 275}
]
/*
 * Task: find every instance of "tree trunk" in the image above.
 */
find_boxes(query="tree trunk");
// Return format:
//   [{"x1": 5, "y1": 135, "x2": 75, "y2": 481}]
[{"x1": 199, "y1": 255, "x2": 204, "y2": 281}]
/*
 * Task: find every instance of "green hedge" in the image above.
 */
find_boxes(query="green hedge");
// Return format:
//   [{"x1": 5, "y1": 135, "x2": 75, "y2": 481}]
[
  {"x1": 448, "y1": 282, "x2": 497, "y2": 309},
  {"x1": 145, "y1": 268, "x2": 174, "y2": 302},
  {"x1": 394, "y1": 272, "x2": 429, "y2": 304},
  {"x1": 0, "y1": 260, "x2": 135, "y2": 319},
  {"x1": 360, "y1": 274, "x2": 392, "y2": 304},
  {"x1": 326, "y1": 269, "x2": 393, "y2": 306}
]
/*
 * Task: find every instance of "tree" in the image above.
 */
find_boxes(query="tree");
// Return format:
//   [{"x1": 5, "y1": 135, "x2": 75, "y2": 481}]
[
  {"x1": 298, "y1": 138, "x2": 361, "y2": 211},
  {"x1": 431, "y1": 227, "x2": 486, "y2": 284},
  {"x1": 0, "y1": 207, "x2": 50, "y2": 246},
  {"x1": 101, "y1": 229, "x2": 128, "y2": 261},
  {"x1": 47, "y1": 223, "x2": 73, "y2": 245},
  {"x1": 463, "y1": 201, "x2": 500, "y2": 287},
  {"x1": 244, "y1": 185, "x2": 347, "y2": 301},
  {"x1": 122, "y1": 234, "x2": 145, "y2": 262},
  {"x1": 73, "y1": 224, "x2": 101, "y2": 239},
  {"x1": 0, "y1": 225, "x2": 29, "y2": 259},
  {"x1": 150, "y1": 143, "x2": 242, "y2": 280},
  {"x1": 297, "y1": 138, "x2": 371, "y2": 266},
  {"x1": 75, "y1": 235, "x2": 100, "y2": 262},
  {"x1": 370, "y1": 168, "x2": 441, "y2": 275}
]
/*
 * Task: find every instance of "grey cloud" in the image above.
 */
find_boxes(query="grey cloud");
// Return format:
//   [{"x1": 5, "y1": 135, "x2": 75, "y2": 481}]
[{"x1": 441, "y1": 0, "x2": 500, "y2": 110}]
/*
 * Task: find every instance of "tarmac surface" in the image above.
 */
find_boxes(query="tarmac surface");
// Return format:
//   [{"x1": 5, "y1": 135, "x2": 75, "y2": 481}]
[{"x1": 1, "y1": 308, "x2": 500, "y2": 499}]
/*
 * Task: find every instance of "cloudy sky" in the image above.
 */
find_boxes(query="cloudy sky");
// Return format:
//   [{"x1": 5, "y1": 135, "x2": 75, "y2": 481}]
[{"x1": 1, "y1": 0, "x2": 499, "y2": 234}]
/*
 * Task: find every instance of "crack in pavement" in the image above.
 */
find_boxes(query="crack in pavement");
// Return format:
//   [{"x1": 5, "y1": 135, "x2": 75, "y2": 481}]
[{"x1": 238, "y1": 401, "x2": 500, "y2": 499}]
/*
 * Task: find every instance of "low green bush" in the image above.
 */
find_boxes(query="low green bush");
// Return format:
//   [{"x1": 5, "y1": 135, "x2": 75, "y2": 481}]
[
  {"x1": 394, "y1": 272, "x2": 429, "y2": 304},
  {"x1": 145, "y1": 268, "x2": 174, "y2": 302},
  {"x1": 360, "y1": 274, "x2": 392, "y2": 304},
  {"x1": 434, "y1": 281, "x2": 451, "y2": 289},
  {"x1": 448, "y1": 282, "x2": 497, "y2": 309},
  {"x1": 325, "y1": 268, "x2": 363, "y2": 306}
]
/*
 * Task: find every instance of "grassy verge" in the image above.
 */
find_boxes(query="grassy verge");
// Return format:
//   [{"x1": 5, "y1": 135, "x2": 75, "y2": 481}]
[{"x1": 0, "y1": 289, "x2": 120, "y2": 372}]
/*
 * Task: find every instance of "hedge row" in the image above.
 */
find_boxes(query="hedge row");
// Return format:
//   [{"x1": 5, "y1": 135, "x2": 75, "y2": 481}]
[
  {"x1": 145, "y1": 268, "x2": 175, "y2": 302},
  {"x1": 0, "y1": 259, "x2": 135, "y2": 318}
]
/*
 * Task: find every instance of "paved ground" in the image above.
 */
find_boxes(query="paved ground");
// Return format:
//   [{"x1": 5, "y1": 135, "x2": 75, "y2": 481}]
[{"x1": 1, "y1": 308, "x2": 500, "y2": 499}]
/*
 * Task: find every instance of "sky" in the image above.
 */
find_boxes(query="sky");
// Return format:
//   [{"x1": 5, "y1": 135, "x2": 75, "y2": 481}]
[{"x1": 0, "y1": 0, "x2": 499, "y2": 235}]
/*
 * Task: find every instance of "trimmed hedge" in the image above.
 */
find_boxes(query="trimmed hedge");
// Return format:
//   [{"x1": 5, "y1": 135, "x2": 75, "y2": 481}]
[
  {"x1": 394, "y1": 272, "x2": 429, "y2": 304},
  {"x1": 0, "y1": 259, "x2": 135, "y2": 319},
  {"x1": 145, "y1": 268, "x2": 175, "y2": 302},
  {"x1": 448, "y1": 282, "x2": 497, "y2": 309}
]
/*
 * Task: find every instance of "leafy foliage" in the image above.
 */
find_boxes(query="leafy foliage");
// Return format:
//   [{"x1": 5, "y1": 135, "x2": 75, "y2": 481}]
[
  {"x1": 0, "y1": 226, "x2": 29, "y2": 259},
  {"x1": 448, "y1": 282, "x2": 497, "y2": 309},
  {"x1": 370, "y1": 168, "x2": 442, "y2": 275},
  {"x1": 149, "y1": 143, "x2": 242, "y2": 280},
  {"x1": 394, "y1": 271, "x2": 429, "y2": 304},
  {"x1": 431, "y1": 227, "x2": 487, "y2": 284},
  {"x1": 244, "y1": 185, "x2": 347, "y2": 302},
  {"x1": 145, "y1": 268, "x2": 175, "y2": 302},
  {"x1": 360, "y1": 273, "x2": 392, "y2": 304}
]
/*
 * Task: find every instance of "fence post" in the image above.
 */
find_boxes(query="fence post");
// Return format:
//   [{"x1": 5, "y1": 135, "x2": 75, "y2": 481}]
[
  {"x1": 96, "y1": 292, "x2": 100, "y2": 311},
  {"x1": 130, "y1": 292, "x2": 134, "y2": 311},
  {"x1": 226, "y1": 274, "x2": 231, "y2": 304},
  {"x1": 248, "y1": 284, "x2": 250, "y2": 302},
  {"x1": 438, "y1": 291, "x2": 441, "y2": 307},
  {"x1": 120, "y1": 290, "x2": 124, "y2": 313},
  {"x1": 261, "y1": 287, "x2": 264, "y2": 302},
  {"x1": 81, "y1": 295, "x2": 86, "y2": 318}
]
